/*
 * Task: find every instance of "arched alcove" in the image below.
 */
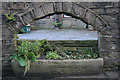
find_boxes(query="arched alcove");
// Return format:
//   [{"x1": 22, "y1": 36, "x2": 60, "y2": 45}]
[
  {"x1": 3, "y1": 2, "x2": 118, "y2": 78},
  {"x1": 9, "y1": 2, "x2": 109, "y2": 32}
]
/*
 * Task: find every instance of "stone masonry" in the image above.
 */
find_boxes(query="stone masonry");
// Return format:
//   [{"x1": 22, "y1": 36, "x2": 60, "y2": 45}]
[{"x1": 2, "y1": 2, "x2": 120, "y2": 77}]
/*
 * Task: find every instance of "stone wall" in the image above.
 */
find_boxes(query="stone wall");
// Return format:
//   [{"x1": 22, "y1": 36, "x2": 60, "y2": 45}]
[
  {"x1": 2, "y1": 2, "x2": 120, "y2": 77},
  {"x1": 34, "y1": 14, "x2": 86, "y2": 29}
]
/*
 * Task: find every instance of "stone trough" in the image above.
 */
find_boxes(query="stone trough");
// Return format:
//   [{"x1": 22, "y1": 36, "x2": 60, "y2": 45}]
[{"x1": 11, "y1": 58, "x2": 103, "y2": 78}]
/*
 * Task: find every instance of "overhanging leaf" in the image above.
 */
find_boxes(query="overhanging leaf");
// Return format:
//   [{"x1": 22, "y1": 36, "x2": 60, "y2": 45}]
[{"x1": 19, "y1": 59, "x2": 27, "y2": 66}]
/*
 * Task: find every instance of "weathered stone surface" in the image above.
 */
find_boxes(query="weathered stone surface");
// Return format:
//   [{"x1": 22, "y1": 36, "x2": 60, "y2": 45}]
[
  {"x1": 64, "y1": 47, "x2": 77, "y2": 51},
  {"x1": 33, "y1": 6, "x2": 45, "y2": 19},
  {"x1": 11, "y1": 58, "x2": 103, "y2": 77},
  {"x1": 2, "y1": 44, "x2": 15, "y2": 55},
  {"x1": 92, "y1": 8, "x2": 105, "y2": 15},
  {"x1": 101, "y1": 28, "x2": 119, "y2": 36},
  {"x1": 73, "y1": 4, "x2": 86, "y2": 18},
  {"x1": 100, "y1": 42, "x2": 118, "y2": 52},
  {"x1": 48, "y1": 40, "x2": 98, "y2": 47},
  {"x1": 107, "y1": 22, "x2": 119, "y2": 28},
  {"x1": 93, "y1": 18, "x2": 105, "y2": 31},
  {"x1": 8, "y1": 2, "x2": 25, "y2": 10},
  {"x1": 100, "y1": 51, "x2": 118, "y2": 60},
  {"x1": 77, "y1": 2, "x2": 96, "y2": 9},
  {"x1": 105, "y1": 8, "x2": 119, "y2": 15},
  {"x1": 42, "y1": 3, "x2": 54, "y2": 15},
  {"x1": 20, "y1": 10, "x2": 35, "y2": 25},
  {"x1": 63, "y1": 2, "x2": 73, "y2": 13},
  {"x1": 101, "y1": 15, "x2": 118, "y2": 23},
  {"x1": 17, "y1": 40, "x2": 98, "y2": 48},
  {"x1": 100, "y1": 36, "x2": 119, "y2": 42},
  {"x1": 14, "y1": 15, "x2": 25, "y2": 30},
  {"x1": 104, "y1": 59, "x2": 118, "y2": 70},
  {"x1": 2, "y1": 2, "x2": 120, "y2": 77},
  {"x1": 85, "y1": 11, "x2": 96, "y2": 25},
  {"x1": 32, "y1": 2, "x2": 45, "y2": 8},
  {"x1": 77, "y1": 47, "x2": 95, "y2": 50},
  {"x1": 2, "y1": 2, "x2": 24, "y2": 9},
  {"x1": 54, "y1": 2, "x2": 63, "y2": 12}
]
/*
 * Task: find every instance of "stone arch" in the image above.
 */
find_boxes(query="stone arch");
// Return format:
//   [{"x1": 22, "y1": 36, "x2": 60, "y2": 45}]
[
  {"x1": 2, "y1": 2, "x2": 119, "y2": 76},
  {"x1": 8, "y1": 2, "x2": 109, "y2": 32}
]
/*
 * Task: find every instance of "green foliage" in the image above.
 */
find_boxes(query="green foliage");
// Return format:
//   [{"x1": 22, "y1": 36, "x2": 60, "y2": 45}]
[
  {"x1": 58, "y1": 22, "x2": 62, "y2": 26},
  {"x1": 10, "y1": 39, "x2": 99, "y2": 76},
  {"x1": 19, "y1": 59, "x2": 27, "y2": 66},
  {"x1": 17, "y1": 29, "x2": 25, "y2": 34},
  {"x1": 54, "y1": 22, "x2": 62, "y2": 28},
  {"x1": 46, "y1": 51, "x2": 62, "y2": 59},
  {"x1": 5, "y1": 14, "x2": 16, "y2": 23},
  {"x1": 54, "y1": 22, "x2": 58, "y2": 26},
  {"x1": 63, "y1": 47, "x2": 99, "y2": 59},
  {"x1": 10, "y1": 39, "x2": 51, "y2": 76}
]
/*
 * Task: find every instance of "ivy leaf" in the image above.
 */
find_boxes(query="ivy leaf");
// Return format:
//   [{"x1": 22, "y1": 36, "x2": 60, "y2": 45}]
[
  {"x1": 10, "y1": 56, "x2": 13, "y2": 60},
  {"x1": 32, "y1": 57, "x2": 36, "y2": 61},
  {"x1": 36, "y1": 54, "x2": 40, "y2": 58},
  {"x1": 19, "y1": 59, "x2": 27, "y2": 67}
]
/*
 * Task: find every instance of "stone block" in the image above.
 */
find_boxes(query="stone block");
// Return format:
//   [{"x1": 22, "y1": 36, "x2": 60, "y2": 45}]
[
  {"x1": 100, "y1": 36, "x2": 118, "y2": 42},
  {"x1": 33, "y1": 6, "x2": 45, "y2": 19},
  {"x1": 104, "y1": 59, "x2": 118, "y2": 70},
  {"x1": 93, "y1": 18, "x2": 105, "y2": 31},
  {"x1": 64, "y1": 47, "x2": 77, "y2": 51},
  {"x1": 63, "y1": 2, "x2": 73, "y2": 13},
  {"x1": 10, "y1": 2, "x2": 25, "y2": 10},
  {"x1": 54, "y1": 2, "x2": 63, "y2": 12},
  {"x1": 100, "y1": 42, "x2": 118, "y2": 52},
  {"x1": 92, "y1": 8, "x2": 105, "y2": 14},
  {"x1": 77, "y1": 2, "x2": 96, "y2": 9},
  {"x1": 42, "y1": 3, "x2": 54, "y2": 15},
  {"x1": 107, "y1": 22, "x2": 119, "y2": 28},
  {"x1": 106, "y1": 8, "x2": 119, "y2": 15},
  {"x1": 77, "y1": 47, "x2": 94, "y2": 50},
  {"x1": 85, "y1": 11, "x2": 96, "y2": 25},
  {"x1": 20, "y1": 10, "x2": 35, "y2": 25},
  {"x1": 73, "y1": 4, "x2": 86, "y2": 18},
  {"x1": 32, "y1": 2, "x2": 45, "y2": 8},
  {"x1": 2, "y1": 44, "x2": 15, "y2": 55},
  {"x1": 101, "y1": 15, "x2": 118, "y2": 23},
  {"x1": 11, "y1": 58, "x2": 103, "y2": 77},
  {"x1": 100, "y1": 51, "x2": 118, "y2": 60},
  {"x1": 101, "y1": 28, "x2": 119, "y2": 36}
]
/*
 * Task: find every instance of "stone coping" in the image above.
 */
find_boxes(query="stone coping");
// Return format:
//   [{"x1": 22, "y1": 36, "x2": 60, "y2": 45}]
[{"x1": 11, "y1": 58, "x2": 103, "y2": 78}]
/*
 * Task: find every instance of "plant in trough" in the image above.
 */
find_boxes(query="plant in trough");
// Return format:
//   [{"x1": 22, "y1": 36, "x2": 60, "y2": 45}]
[
  {"x1": 46, "y1": 51, "x2": 62, "y2": 59},
  {"x1": 10, "y1": 39, "x2": 52, "y2": 76},
  {"x1": 63, "y1": 47, "x2": 99, "y2": 59}
]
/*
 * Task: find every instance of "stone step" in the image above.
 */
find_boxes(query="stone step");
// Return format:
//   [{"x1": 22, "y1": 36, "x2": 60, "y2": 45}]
[
  {"x1": 17, "y1": 40, "x2": 98, "y2": 51},
  {"x1": 17, "y1": 29, "x2": 98, "y2": 41}
]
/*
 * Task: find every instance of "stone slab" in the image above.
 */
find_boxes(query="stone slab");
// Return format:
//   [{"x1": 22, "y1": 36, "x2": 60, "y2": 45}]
[
  {"x1": 17, "y1": 29, "x2": 98, "y2": 41},
  {"x1": 11, "y1": 58, "x2": 103, "y2": 78}
]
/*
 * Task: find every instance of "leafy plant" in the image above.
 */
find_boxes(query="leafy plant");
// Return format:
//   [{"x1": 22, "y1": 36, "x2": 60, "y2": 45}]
[
  {"x1": 54, "y1": 22, "x2": 58, "y2": 26},
  {"x1": 17, "y1": 28, "x2": 25, "y2": 34},
  {"x1": 5, "y1": 14, "x2": 16, "y2": 23},
  {"x1": 10, "y1": 39, "x2": 99, "y2": 76},
  {"x1": 46, "y1": 51, "x2": 62, "y2": 59},
  {"x1": 10, "y1": 40, "x2": 52, "y2": 76},
  {"x1": 63, "y1": 47, "x2": 99, "y2": 59},
  {"x1": 54, "y1": 22, "x2": 62, "y2": 28}
]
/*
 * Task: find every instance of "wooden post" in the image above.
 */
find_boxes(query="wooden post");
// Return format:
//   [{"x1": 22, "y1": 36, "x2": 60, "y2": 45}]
[{"x1": 14, "y1": 30, "x2": 17, "y2": 50}]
